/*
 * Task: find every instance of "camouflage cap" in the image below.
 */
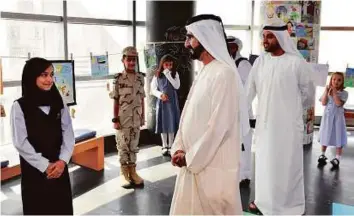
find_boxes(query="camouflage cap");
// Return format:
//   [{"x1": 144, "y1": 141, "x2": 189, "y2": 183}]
[{"x1": 122, "y1": 46, "x2": 138, "y2": 57}]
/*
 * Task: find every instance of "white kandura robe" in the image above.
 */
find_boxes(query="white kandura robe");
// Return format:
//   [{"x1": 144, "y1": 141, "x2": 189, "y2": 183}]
[
  {"x1": 170, "y1": 60, "x2": 242, "y2": 215},
  {"x1": 246, "y1": 53, "x2": 315, "y2": 215},
  {"x1": 235, "y1": 55, "x2": 254, "y2": 181}
]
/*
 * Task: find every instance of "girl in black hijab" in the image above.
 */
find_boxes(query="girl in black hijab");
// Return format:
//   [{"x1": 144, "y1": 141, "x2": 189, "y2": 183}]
[{"x1": 10, "y1": 57, "x2": 75, "y2": 215}]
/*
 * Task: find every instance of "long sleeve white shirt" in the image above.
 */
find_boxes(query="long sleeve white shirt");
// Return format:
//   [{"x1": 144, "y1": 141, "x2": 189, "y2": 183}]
[
  {"x1": 10, "y1": 101, "x2": 75, "y2": 173},
  {"x1": 150, "y1": 70, "x2": 180, "y2": 98}
]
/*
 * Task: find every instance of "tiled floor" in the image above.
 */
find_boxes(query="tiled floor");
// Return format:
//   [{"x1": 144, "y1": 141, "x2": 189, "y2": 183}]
[{"x1": 2, "y1": 131, "x2": 354, "y2": 215}]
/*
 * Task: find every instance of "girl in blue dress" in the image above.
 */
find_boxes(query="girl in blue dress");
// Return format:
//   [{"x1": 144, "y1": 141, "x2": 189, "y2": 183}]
[
  {"x1": 318, "y1": 72, "x2": 348, "y2": 169},
  {"x1": 150, "y1": 54, "x2": 181, "y2": 156}
]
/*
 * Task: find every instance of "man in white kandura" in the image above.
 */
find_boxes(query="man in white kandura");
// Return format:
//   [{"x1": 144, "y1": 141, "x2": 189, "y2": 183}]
[
  {"x1": 246, "y1": 19, "x2": 315, "y2": 215},
  {"x1": 227, "y1": 35, "x2": 254, "y2": 188},
  {"x1": 227, "y1": 36, "x2": 253, "y2": 85},
  {"x1": 169, "y1": 14, "x2": 250, "y2": 215}
]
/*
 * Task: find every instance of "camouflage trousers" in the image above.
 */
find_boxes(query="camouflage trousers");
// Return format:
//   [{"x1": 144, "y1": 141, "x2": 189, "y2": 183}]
[{"x1": 116, "y1": 127, "x2": 140, "y2": 164}]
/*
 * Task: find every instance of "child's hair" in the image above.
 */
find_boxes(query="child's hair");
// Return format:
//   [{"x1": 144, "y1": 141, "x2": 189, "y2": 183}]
[
  {"x1": 156, "y1": 54, "x2": 176, "y2": 78},
  {"x1": 330, "y1": 72, "x2": 345, "y2": 91}
]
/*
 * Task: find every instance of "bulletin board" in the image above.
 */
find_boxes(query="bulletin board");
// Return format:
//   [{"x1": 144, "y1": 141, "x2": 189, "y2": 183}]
[
  {"x1": 261, "y1": 1, "x2": 321, "y2": 62},
  {"x1": 260, "y1": 1, "x2": 322, "y2": 145}
]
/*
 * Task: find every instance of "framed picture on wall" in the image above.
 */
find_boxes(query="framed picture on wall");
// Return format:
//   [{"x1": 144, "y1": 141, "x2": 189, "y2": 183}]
[{"x1": 50, "y1": 60, "x2": 76, "y2": 106}]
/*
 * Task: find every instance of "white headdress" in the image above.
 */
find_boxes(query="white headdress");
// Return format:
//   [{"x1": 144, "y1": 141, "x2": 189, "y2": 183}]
[
  {"x1": 261, "y1": 18, "x2": 303, "y2": 58},
  {"x1": 227, "y1": 36, "x2": 243, "y2": 59},
  {"x1": 186, "y1": 14, "x2": 250, "y2": 138}
]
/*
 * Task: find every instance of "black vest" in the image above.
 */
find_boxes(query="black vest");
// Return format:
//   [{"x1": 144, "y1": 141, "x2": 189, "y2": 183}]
[
  {"x1": 235, "y1": 57, "x2": 249, "y2": 68},
  {"x1": 17, "y1": 98, "x2": 63, "y2": 163}
]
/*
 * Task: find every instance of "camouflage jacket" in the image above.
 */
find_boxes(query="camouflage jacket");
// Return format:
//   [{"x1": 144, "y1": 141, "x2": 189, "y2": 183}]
[{"x1": 112, "y1": 71, "x2": 145, "y2": 128}]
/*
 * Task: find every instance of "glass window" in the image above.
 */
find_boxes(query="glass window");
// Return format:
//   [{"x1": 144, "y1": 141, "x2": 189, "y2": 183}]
[
  {"x1": 225, "y1": 29, "x2": 252, "y2": 58},
  {"x1": 253, "y1": 0, "x2": 262, "y2": 26},
  {"x1": 67, "y1": 0, "x2": 132, "y2": 20},
  {"x1": 136, "y1": 26, "x2": 146, "y2": 72},
  {"x1": 136, "y1": 26, "x2": 150, "y2": 125},
  {"x1": 252, "y1": 29, "x2": 262, "y2": 55},
  {"x1": 318, "y1": 31, "x2": 354, "y2": 72},
  {"x1": 136, "y1": 0, "x2": 146, "y2": 21},
  {"x1": 196, "y1": 0, "x2": 252, "y2": 25},
  {"x1": 70, "y1": 80, "x2": 115, "y2": 135},
  {"x1": 67, "y1": 24, "x2": 133, "y2": 75},
  {"x1": 0, "y1": 20, "x2": 64, "y2": 81},
  {"x1": 0, "y1": 0, "x2": 63, "y2": 16},
  {"x1": 0, "y1": 86, "x2": 22, "y2": 146},
  {"x1": 321, "y1": 0, "x2": 354, "y2": 26},
  {"x1": 71, "y1": 80, "x2": 147, "y2": 135}
]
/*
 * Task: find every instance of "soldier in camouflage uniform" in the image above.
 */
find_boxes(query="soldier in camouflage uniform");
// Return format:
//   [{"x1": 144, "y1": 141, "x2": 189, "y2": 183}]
[{"x1": 112, "y1": 46, "x2": 145, "y2": 188}]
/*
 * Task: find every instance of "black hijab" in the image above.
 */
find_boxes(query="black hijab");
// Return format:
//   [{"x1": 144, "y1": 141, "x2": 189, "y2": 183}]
[{"x1": 21, "y1": 57, "x2": 64, "y2": 115}]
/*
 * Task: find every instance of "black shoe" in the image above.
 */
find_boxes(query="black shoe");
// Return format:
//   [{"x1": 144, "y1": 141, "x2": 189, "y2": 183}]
[
  {"x1": 249, "y1": 201, "x2": 263, "y2": 215},
  {"x1": 330, "y1": 158, "x2": 340, "y2": 169},
  {"x1": 240, "y1": 179, "x2": 251, "y2": 188},
  {"x1": 318, "y1": 155, "x2": 327, "y2": 166},
  {"x1": 162, "y1": 147, "x2": 169, "y2": 156}
]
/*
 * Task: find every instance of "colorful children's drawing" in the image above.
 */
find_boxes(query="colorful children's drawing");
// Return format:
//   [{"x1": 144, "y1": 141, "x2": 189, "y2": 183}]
[
  {"x1": 301, "y1": 1, "x2": 316, "y2": 23},
  {"x1": 263, "y1": 2, "x2": 301, "y2": 24},
  {"x1": 303, "y1": 107, "x2": 314, "y2": 144},
  {"x1": 345, "y1": 68, "x2": 354, "y2": 88},
  {"x1": 286, "y1": 21, "x2": 296, "y2": 37},
  {"x1": 297, "y1": 37, "x2": 314, "y2": 50},
  {"x1": 300, "y1": 50, "x2": 311, "y2": 62},
  {"x1": 305, "y1": 107, "x2": 314, "y2": 134},
  {"x1": 144, "y1": 45, "x2": 158, "y2": 70},
  {"x1": 288, "y1": 4, "x2": 301, "y2": 23},
  {"x1": 275, "y1": 5, "x2": 288, "y2": 21},
  {"x1": 296, "y1": 24, "x2": 313, "y2": 38},
  {"x1": 265, "y1": 2, "x2": 276, "y2": 20},
  {"x1": 91, "y1": 55, "x2": 109, "y2": 77},
  {"x1": 52, "y1": 61, "x2": 76, "y2": 106}
]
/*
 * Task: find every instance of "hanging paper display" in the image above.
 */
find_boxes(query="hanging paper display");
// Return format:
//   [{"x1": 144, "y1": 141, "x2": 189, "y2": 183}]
[
  {"x1": 345, "y1": 68, "x2": 354, "y2": 88},
  {"x1": 51, "y1": 60, "x2": 76, "y2": 106},
  {"x1": 91, "y1": 55, "x2": 109, "y2": 77},
  {"x1": 261, "y1": 1, "x2": 321, "y2": 62},
  {"x1": 144, "y1": 44, "x2": 158, "y2": 71},
  {"x1": 310, "y1": 63, "x2": 329, "y2": 87}
]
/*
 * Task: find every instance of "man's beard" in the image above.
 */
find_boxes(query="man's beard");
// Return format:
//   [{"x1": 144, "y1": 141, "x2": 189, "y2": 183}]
[
  {"x1": 188, "y1": 44, "x2": 205, "y2": 60},
  {"x1": 264, "y1": 42, "x2": 281, "y2": 53},
  {"x1": 231, "y1": 52, "x2": 237, "y2": 59}
]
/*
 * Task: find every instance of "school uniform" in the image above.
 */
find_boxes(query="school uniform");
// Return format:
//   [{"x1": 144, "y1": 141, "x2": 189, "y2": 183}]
[
  {"x1": 319, "y1": 90, "x2": 348, "y2": 147},
  {"x1": 10, "y1": 98, "x2": 74, "y2": 215}
]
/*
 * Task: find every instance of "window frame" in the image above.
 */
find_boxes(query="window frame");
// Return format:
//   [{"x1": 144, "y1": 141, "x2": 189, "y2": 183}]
[{"x1": 1, "y1": 0, "x2": 354, "y2": 119}]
